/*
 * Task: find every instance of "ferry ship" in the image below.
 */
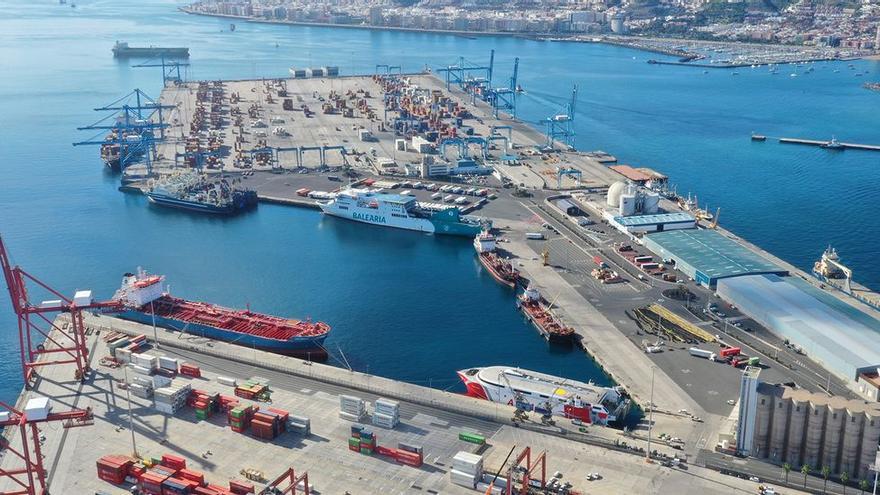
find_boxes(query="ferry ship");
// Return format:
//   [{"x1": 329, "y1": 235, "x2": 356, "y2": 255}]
[
  {"x1": 457, "y1": 366, "x2": 630, "y2": 426},
  {"x1": 112, "y1": 270, "x2": 330, "y2": 359},
  {"x1": 517, "y1": 285, "x2": 575, "y2": 345},
  {"x1": 317, "y1": 188, "x2": 485, "y2": 236},
  {"x1": 473, "y1": 231, "x2": 520, "y2": 289},
  {"x1": 145, "y1": 172, "x2": 257, "y2": 215},
  {"x1": 112, "y1": 41, "x2": 189, "y2": 58}
]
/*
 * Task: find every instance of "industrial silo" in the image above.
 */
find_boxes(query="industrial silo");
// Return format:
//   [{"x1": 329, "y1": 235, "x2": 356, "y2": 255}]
[
  {"x1": 753, "y1": 392, "x2": 774, "y2": 458},
  {"x1": 769, "y1": 399, "x2": 791, "y2": 462},
  {"x1": 823, "y1": 406, "x2": 846, "y2": 473},
  {"x1": 803, "y1": 403, "x2": 826, "y2": 469},
  {"x1": 606, "y1": 181, "x2": 626, "y2": 207},
  {"x1": 785, "y1": 399, "x2": 808, "y2": 466},
  {"x1": 857, "y1": 410, "x2": 880, "y2": 479},
  {"x1": 839, "y1": 410, "x2": 864, "y2": 474}
]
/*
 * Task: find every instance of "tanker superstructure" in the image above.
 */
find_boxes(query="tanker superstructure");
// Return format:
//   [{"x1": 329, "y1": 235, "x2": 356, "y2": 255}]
[{"x1": 112, "y1": 269, "x2": 330, "y2": 359}]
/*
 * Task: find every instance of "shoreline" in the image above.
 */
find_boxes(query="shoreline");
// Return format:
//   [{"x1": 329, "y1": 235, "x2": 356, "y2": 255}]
[{"x1": 180, "y1": 7, "x2": 873, "y2": 64}]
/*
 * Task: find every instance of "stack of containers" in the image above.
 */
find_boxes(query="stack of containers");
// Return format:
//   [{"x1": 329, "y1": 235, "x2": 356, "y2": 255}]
[
  {"x1": 107, "y1": 336, "x2": 131, "y2": 357},
  {"x1": 152, "y1": 373, "x2": 172, "y2": 389},
  {"x1": 153, "y1": 380, "x2": 192, "y2": 415},
  {"x1": 138, "y1": 464, "x2": 177, "y2": 495},
  {"x1": 158, "y1": 356, "x2": 179, "y2": 374},
  {"x1": 96, "y1": 455, "x2": 134, "y2": 484},
  {"x1": 339, "y1": 394, "x2": 365, "y2": 422},
  {"x1": 372, "y1": 398, "x2": 400, "y2": 429},
  {"x1": 288, "y1": 415, "x2": 310, "y2": 435},
  {"x1": 129, "y1": 375, "x2": 154, "y2": 399},
  {"x1": 251, "y1": 408, "x2": 287, "y2": 440},
  {"x1": 218, "y1": 395, "x2": 240, "y2": 413},
  {"x1": 228, "y1": 479, "x2": 255, "y2": 494},
  {"x1": 395, "y1": 442, "x2": 424, "y2": 467},
  {"x1": 115, "y1": 347, "x2": 133, "y2": 364},
  {"x1": 188, "y1": 390, "x2": 219, "y2": 421},
  {"x1": 234, "y1": 380, "x2": 268, "y2": 401},
  {"x1": 348, "y1": 425, "x2": 376, "y2": 455},
  {"x1": 132, "y1": 353, "x2": 159, "y2": 371},
  {"x1": 127, "y1": 362, "x2": 152, "y2": 378},
  {"x1": 228, "y1": 405, "x2": 257, "y2": 433},
  {"x1": 450, "y1": 452, "x2": 483, "y2": 489},
  {"x1": 162, "y1": 476, "x2": 198, "y2": 494}
]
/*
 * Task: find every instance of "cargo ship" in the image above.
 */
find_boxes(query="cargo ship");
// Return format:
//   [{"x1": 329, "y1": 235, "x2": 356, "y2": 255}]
[
  {"x1": 112, "y1": 270, "x2": 330, "y2": 359},
  {"x1": 317, "y1": 188, "x2": 485, "y2": 236},
  {"x1": 517, "y1": 285, "x2": 574, "y2": 345},
  {"x1": 112, "y1": 41, "x2": 189, "y2": 58},
  {"x1": 145, "y1": 172, "x2": 257, "y2": 215},
  {"x1": 457, "y1": 366, "x2": 630, "y2": 426},
  {"x1": 473, "y1": 231, "x2": 520, "y2": 289}
]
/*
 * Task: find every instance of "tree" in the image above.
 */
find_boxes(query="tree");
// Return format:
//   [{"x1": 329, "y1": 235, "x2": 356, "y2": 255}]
[
  {"x1": 821, "y1": 465, "x2": 831, "y2": 493},
  {"x1": 859, "y1": 478, "x2": 868, "y2": 494},
  {"x1": 802, "y1": 464, "x2": 811, "y2": 489},
  {"x1": 782, "y1": 462, "x2": 792, "y2": 484},
  {"x1": 840, "y1": 470, "x2": 849, "y2": 495}
]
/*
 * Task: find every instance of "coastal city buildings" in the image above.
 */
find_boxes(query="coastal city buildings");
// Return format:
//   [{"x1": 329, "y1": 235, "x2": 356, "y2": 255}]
[{"x1": 185, "y1": 0, "x2": 880, "y2": 51}]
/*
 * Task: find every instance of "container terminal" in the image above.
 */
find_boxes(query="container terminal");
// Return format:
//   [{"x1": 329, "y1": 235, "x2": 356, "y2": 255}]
[{"x1": 22, "y1": 57, "x2": 880, "y2": 494}]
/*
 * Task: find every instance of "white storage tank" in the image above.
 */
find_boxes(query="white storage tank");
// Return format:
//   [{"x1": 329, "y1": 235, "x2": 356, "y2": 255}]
[
  {"x1": 619, "y1": 193, "x2": 637, "y2": 217},
  {"x1": 643, "y1": 191, "x2": 661, "y2": 214},
  {"x1": 606, "y1": 181, "x2": 626, "y2": 207}
]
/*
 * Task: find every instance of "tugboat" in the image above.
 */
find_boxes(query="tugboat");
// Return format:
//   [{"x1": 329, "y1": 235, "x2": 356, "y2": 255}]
[
  {"x1": 473, "y1": 231, "x2": 520, "y2": 289},
  {"x1": 517, "y1": 285, "x2": 574, "y2": 345},
  {"x1": 750, "y1": 131, "x2": 766, "y2": 142}
]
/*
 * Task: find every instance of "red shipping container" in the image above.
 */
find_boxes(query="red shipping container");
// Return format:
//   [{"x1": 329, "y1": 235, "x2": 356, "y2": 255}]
[
  {"x1": 375, "y1": 445, "x2": 394, "y2": 457},
  {"x1": 161, "y1": 454, "x2": 187, "y2": 471},
  {"x1": 719, "y1": 347, "x2": 741, "y2": 358},
  {"x1": 194, "y1": 488, "x2": 219, "y2": 495},
  {"x1": 228, "y1": 479, "x2": 255, "y2": 494},
  {"x1": 180, "y1": 363, "x2": 201, "y2": 378},
  {"x1": 349, "y1": 444, "x2": 360, "y2": 452},
  {"x1": 129, "y1": 464, "x2": 146, "y2": 479},
  {"x1": 179, "y1": 468, "x2": 205, "y2": 486}
]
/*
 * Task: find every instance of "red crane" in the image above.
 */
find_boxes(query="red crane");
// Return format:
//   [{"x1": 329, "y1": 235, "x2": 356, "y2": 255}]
[
  {"x1": 0, "y1": 235, "x2": 123, "y2": 387},
  {"x1": 0, "y1": 400, "x2": 94, "y2": 495},
  {"x1": 264, "y1": 466, "x2": 310, "y2": 494}
]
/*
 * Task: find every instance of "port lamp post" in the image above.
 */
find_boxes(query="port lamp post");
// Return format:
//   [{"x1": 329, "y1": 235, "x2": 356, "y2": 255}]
[{"x1": 646, "y1": 365, "x2": 655, "y2": 463}]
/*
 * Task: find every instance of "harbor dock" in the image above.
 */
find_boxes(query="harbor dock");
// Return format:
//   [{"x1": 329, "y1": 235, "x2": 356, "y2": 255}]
[
  {"x1": 0, "y1": 315, "x2": 773, "y2": 495},
  {"x1": 778, "y1": 137, "x2": 880, "y2": 151}
]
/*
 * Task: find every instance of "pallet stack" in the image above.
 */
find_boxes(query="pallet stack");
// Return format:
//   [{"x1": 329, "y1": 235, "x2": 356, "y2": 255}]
[
  {"x1": 372, "y1": 398, "x2": 400, "y2": 429},
  {"x1": 450, "y1": 452, "x2": 484, "y2": 489},
  {"x1": 339, "y1": 394, "x2": 365, "y2": 422}
]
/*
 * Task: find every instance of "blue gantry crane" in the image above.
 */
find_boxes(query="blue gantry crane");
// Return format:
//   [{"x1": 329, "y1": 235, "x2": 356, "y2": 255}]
[
  {"x1": 485, "y1": 57, "x2": 519, "y2": 119},
  {"x1": 131, "y1": 57, "x2": 190, "y2": 87},
  {"x1": 73, "y1": 88, "x2": 174, "y2": 174},
  {"x1": 544, "y1": 84, "x2": 578, "y2": 150},
  {"x1": 436, "y1": 50, "x2": 494, "y2": 92}
]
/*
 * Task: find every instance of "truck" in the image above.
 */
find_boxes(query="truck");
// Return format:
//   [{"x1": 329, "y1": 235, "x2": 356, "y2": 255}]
[
  {"x1": 689, "y1": 347, "x2": 715, "y2": 359},
  {"x1": 526, "y1": 232, "x2": 545, "y2": 240}
]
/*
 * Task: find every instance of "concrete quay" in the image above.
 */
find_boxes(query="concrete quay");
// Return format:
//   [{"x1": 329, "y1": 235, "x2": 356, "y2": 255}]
[{"x1": 0, "y1": 313, "x2": 782, "y2": 495}]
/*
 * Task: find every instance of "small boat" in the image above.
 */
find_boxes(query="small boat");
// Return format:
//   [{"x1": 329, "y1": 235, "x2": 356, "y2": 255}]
[
  {"x1": 230, "y1": 23, "x2": 236, "y2": 32},
  {"x1": 821, "y1": 137, "x2": 845, "y2": 150},
  {"x1": 751, "y1": 132, "x2": 767, "y2": 142}
]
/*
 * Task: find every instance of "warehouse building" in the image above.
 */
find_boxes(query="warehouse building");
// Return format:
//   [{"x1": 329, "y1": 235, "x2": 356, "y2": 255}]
[
  {"x1": 737, "y1": 380, "x2": 880, "y2": 478},
  {"x1": 607, "y1": 212, "x2": 695, "y2": 235},
  {"x1": 642, "y1": 229, "x2": 787, "y2": 287},
  {"x1": 717, "y1": 274, "x2": 880, "y2": 386},
  {"x1": 554, "y1": 198, "x2": 581, "y2": 216}
]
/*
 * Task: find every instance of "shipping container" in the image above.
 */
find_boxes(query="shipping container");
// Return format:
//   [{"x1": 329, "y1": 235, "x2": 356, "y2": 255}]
[{"x1": 719, "y1": 347, "x2": 741, "y2": 358}]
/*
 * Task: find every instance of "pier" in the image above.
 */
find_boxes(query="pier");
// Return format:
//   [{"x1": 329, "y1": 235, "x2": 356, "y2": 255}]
[{"x1": 778, "y1": 136, "x2": 880, "y2": 151}]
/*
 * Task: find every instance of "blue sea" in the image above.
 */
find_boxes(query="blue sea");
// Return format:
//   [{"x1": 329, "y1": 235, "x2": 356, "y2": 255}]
[{"x1": 0, "y1": 0, "x2": 878, "y2": 406}]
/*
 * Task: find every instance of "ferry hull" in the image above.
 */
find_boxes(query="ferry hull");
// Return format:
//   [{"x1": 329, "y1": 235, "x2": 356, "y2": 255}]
[{"x1": 117, "y1": 309, "x2": 329, "y2": 360}]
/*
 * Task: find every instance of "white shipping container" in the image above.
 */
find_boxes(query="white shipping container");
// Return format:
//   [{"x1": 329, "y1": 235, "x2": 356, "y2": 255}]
[
  {"x1": 153, "y1": 375, "x2": 172, "y2": 389},
  {"x1": 338, "y1": 411, "x2": 364, "y2": 422},
  {"x1": 128, "y1": 364, "x2": 152, "y2": 376},
  {"x1": 116, "y1": 348, "x2": 132, "y2": 363},
  {"x1": 216, "y1": 376, "x2": 237, "y2": 387},
  {"x1": 450, "y1": 470, "x2": 479, "y2": 488},
  {"x1": 158, "y1": 356, "x2": 178, "y2": 371}
]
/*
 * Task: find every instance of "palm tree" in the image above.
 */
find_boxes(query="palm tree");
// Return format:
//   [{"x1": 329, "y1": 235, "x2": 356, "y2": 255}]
[
  {"x1": 859, "y1": 478, "x2": 868, "y2": 494},
  {"x1": 840, "y1": 470, "x2": 849, "y2": 495},
  {"x1": 802, "y1": 464, "x2": 811, "y2": 489},
  {"x1": 821, "y1": 465, "x2": 831, "y2": 493},
  {"x1": 783, "y1": 462, "x2": 792, "y2": 484}
]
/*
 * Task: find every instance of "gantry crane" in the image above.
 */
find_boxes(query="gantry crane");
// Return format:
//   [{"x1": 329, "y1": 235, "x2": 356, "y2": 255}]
[
  {"x1": 261, "y1": 466, "x2": 310, "y2": 494},
  {"x1": 132, "y1": 56, "x2": 190, "y2": 86},
  {"x1": 485, "y1": 57, "x2": 519, "y2": 119},
  {"x1": 0, "y1": 235, "x2": 123, "y2": 387},
  {"x1": 544, "y1": 84, "x2": 578, "y2": 150},
  {"x1": 0, "y1": 399, "x2": 94, "y2": 495},
  {"x1": 436, "y1": 50, "x2": 494, "y2": 92}
]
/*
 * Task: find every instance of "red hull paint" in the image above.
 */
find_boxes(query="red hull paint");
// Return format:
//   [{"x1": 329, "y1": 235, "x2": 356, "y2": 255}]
[
  {"x1": 457, "y1": 372, "x2": 489, "y2": 400},
  {"x1": 478, "y1": 252, "x2": 519, "y2": 289}
]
